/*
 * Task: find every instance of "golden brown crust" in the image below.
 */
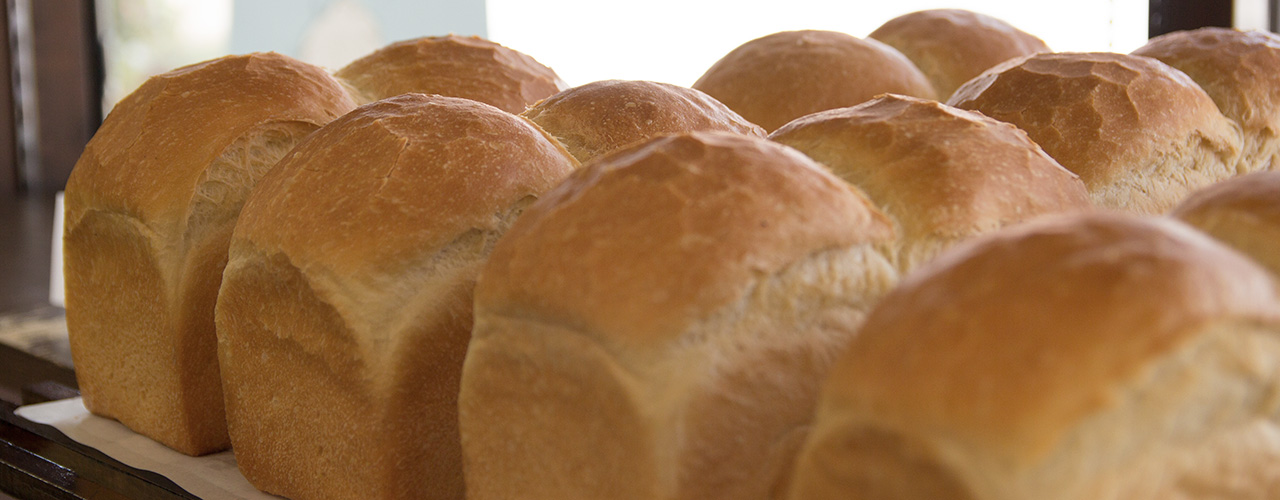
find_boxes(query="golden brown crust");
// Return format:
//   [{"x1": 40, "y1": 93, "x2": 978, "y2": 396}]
[
  {"x1": 521, "y1": 80, "x2": 766, "y2": 164},
  {"x1": 462, "y1": 131, "x2": 900, "y2": 500},
  {"x1": 475, "y1": 131, "x2": 893, "y2": 346},
  {"x1": 1134, "y1": 28, "x2": 1280, "y2": 173},
  {"x1": 218, "y1": 93, "x2": 577, "y2": 499},
  {"x1": 770, "y1": 94, "x2": 1091, "y2": 271},
  {"x1": 692, "y1": 30, "x2": 936, "y2": 132},
  {"x1": 869, "y1": 9, "x2": 1050, "y2": 98},
  {"x1": 789, "y1": 212, "x2": 1280, "y2": 500},
  {"x1": 948, "y1": 52, "x2": 1242, "y2": 213},
  {"x1": 1171, "y1": 171, "x2": 1280, "y2": 275},
  {"x1": 335, "y1": 35, "x2": 566, "y2": 113},
  {"x1": 63, "y1": 52, "x2": 355, "y2": 455}
]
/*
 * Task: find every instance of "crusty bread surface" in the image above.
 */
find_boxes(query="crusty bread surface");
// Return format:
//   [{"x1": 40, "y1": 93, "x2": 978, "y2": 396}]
[
  {"x1": 336, "y1": 35, "x2": 566, "y2": 113},
  {"x1": 948, "y1": 51, "x2": 1242, "y2": 213},
  {"x1": 771, "y1": 93, "x2": 1092, "y2": 273},
  {"x1": 215, "y1": 93, "x2": 578, "y2": 500},
  {"x1": 63, "y1": 52, "x2": 356, "y2": 456},
  {"x1": 521, "y1": 79, "x2": 766, "y2": 163},
  {"x1": 459, "y1": 131, "x2": 899, "y2": 500},
  {"x1": 786, "y1": 212, "x2": 1280, "y2": 500},
  {"x1": 693, "y1": 30, "x2": 936, "y2": 131},
  {"x1": 869, "y1": 9, "x2": 1050, "y2": 98}
]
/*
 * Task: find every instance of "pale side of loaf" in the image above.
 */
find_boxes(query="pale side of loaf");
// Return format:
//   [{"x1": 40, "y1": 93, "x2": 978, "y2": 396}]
[
  {"x1": 63, "y1": 52, "x2": 356, "y2": 456},
  {"x1": 692, "y1": 30, "x2": 936, "y2": 132},
  {"x1": 1171, "y1": 171, "x2": 1280, "y2": 276},
  {"x1": 459, "y1": 131, "x2": 898, "y2": 500},
  {"x1": 335, "y1": 35, "x2": 567, "y2": 113},
  {"x1": 1134, "y1": 27, "x2": 1280, "y2": 173},
  {"x1": 948, "y1": 52, "x2": 1242, "y2": 214},
  {"x1": 787, "y1": 212, "x2": 1280, "y2": 500},
  {"x1": 521, "y1": 79, "x2": 766, "y2": 164},
  {"x1": 869, "y1": 9, "x2": 1050, "y2": 98},
  {"x1": 771, "y1": 94, "x2": 1092, "y2": 273},
  {"x1": 215, "y1": 94, "x2": 578, "y2": 500}
]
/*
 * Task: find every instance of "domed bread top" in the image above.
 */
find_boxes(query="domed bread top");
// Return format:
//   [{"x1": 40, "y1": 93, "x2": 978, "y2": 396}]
[
  {"x1": 771, "y1": 94, "x2": 1091, "y2": 272},
  {"x1": 521, "y1": 79, "x2": 766, "y2": 164},
  {"x1": 870, "y1": 9, "x2": 1050, "y2": 98},
  {"x1": 787, "y1": 212, "x2": 1280, "y2": 500},
  {"x1": 948, "y1": 52, "x2": 1241, "y2": 214},
  {"x1": 1171, "y1": 171, "x2": 1280, "y2": 275},
  {"x1": 232, "y1": 93, "x2": 579, "y2": 329},
  {"x1": 1134, "y1": 27, "x2": 1280, "y2": 173},
  {"x1": 475, "y1": 130, "x2": 894, "y2": 348},
  {"x1": 66, "y1": 52, "x2": 356, "y2": 233},
  {"x1": 335, "y1": 35, "x2": 567, "y2": 113},
  {"x1": 692, "y1": 30, "x2": 936, "y2": 132}
]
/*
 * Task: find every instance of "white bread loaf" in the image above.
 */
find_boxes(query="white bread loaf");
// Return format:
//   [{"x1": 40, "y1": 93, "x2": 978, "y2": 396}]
[
  {"x1": 458, "y1": 131, "x2": 898, "y2": 500},
  {"x1": 771, "y1": 94, "x2": 1092, "y2": 273},
  {"x1": 693, "y1": 30, "x2": 936, "y2": 132},
  {"x1": 949, "y1": 52, "x2": 1242, "y2": 213},
  {"x1": 521, "y1": 79, "x2": 766, "y2": 163},
  {"x1": 869, "y1": 9, "x2": 1050, "y2": 98},
  {"x1": 335, "y1": 35, "x2": 567, "y2": 113},
  {"x1": 215, "y1": 94, "x2": 577, "y2": 500},
  {"x1": 1134, "y1": 27, "x2": 1280, "y2": 173},
  {"x1": 1171, "y1": 171, "x2": 1280, "y2": 276},
  {"x1": 786, "y1": 212, "x2": 1280, "y2": 500},
  {"x1": 63, "y1": 53, "x2": 356, "y2": 456}
]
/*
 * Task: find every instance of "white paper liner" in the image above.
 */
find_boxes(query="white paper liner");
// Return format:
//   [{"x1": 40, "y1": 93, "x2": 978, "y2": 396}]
[{"x1": 14, "y1": 397, "x2": 278, "y2": 500}]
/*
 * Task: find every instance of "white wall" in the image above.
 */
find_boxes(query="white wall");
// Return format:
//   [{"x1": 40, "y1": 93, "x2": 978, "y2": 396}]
[{"x1": 485, "y1": 0, "x2": 1148, "y2": 88}]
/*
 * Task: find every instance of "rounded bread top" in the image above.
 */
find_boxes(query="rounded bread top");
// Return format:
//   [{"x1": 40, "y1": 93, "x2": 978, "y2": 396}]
[
  {"x1": 65, "y1": 52, "x2": 356, "y2": 230},
  {"x1": 335, "y1": 35, "x2": 567, "y2": 113},
  {"x1": 232, "y1": 93, "x2": 578, "y2": 279},
  {"x1": 476, "y1": 131, "x2": 894, "y2": 348},
  {"x1": 770, "y1": 94, "x2": 1091, "y2": 242},
  {"x1": 1133, "y1": 28, "x2": 1280, "y2": 135},
  {"x1": 692, "y1": 30, "x2": 936, "y2": 132},
  {"x1": 821, "y1": 212, "x2": 1280, "y2": 461},
  {"x1": 870, "y1": 9, "x2": 1050, "y2": 98},
  {"x1": 947, "y1": 52, "x2": 1240, "y2": 189},
  {"x1": 521, "y1": 79, "x2": 766, "y2": 163},
  {"x1": 1171, "y1": 171, "x2": 1280, "y2": 274}
]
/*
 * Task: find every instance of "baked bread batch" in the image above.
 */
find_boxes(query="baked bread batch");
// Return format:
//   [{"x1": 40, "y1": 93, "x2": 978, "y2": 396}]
[
  {"x1": 61, "y1": 9, "x2": 1280, "y2": 500},
  {"x1": 769, "y1": 94, "x2": 1091, "y2": 272},
  {"x1": 948, "y1": 51, "x2": 1242, "y2": 213}
]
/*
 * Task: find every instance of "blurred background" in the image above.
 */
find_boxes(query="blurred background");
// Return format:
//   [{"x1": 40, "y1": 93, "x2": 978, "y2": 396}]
[{"x1": 0, "y1": 0, "x2": 1265, "y2": 347}]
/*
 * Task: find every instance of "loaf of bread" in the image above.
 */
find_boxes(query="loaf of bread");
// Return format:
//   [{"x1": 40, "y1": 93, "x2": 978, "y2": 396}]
[
  {"x1": 787, "y1": 212, "x2": 1280, "y2": 500},
  {"x1": 771, "y1": 94, "x2": 1091, "y2": 272},
  {"x1": 62, "y1": 53, "x2": 356, "y2": 456},
  {"x1": 1134, "y1": 27, "x2": 1280, "y2": 173},
  {"x1": 521, "y1": 79, "x2": 766, "y2": 163},
  {"x1": 693, "y1": 30, "x2": 935, "y2": 131},
  {"x1": 458, "y1": 131, "x2": 898, "y2": 500},
  {"x1": 215, "y1": 94, "x2": 577, "y2": 500},
  {"x1": 869, "y1": 9, "x2": 1049, "y2": 98},
  {"x1": 335, "y1": 35, "x2": 566, "y2": 113},
  {"x1": 1171, "y1": 171, "x2": 1280, "y2": 275},
  {"x1": 949, "y1": 52, "x2": 1242, "y2": 213}
]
